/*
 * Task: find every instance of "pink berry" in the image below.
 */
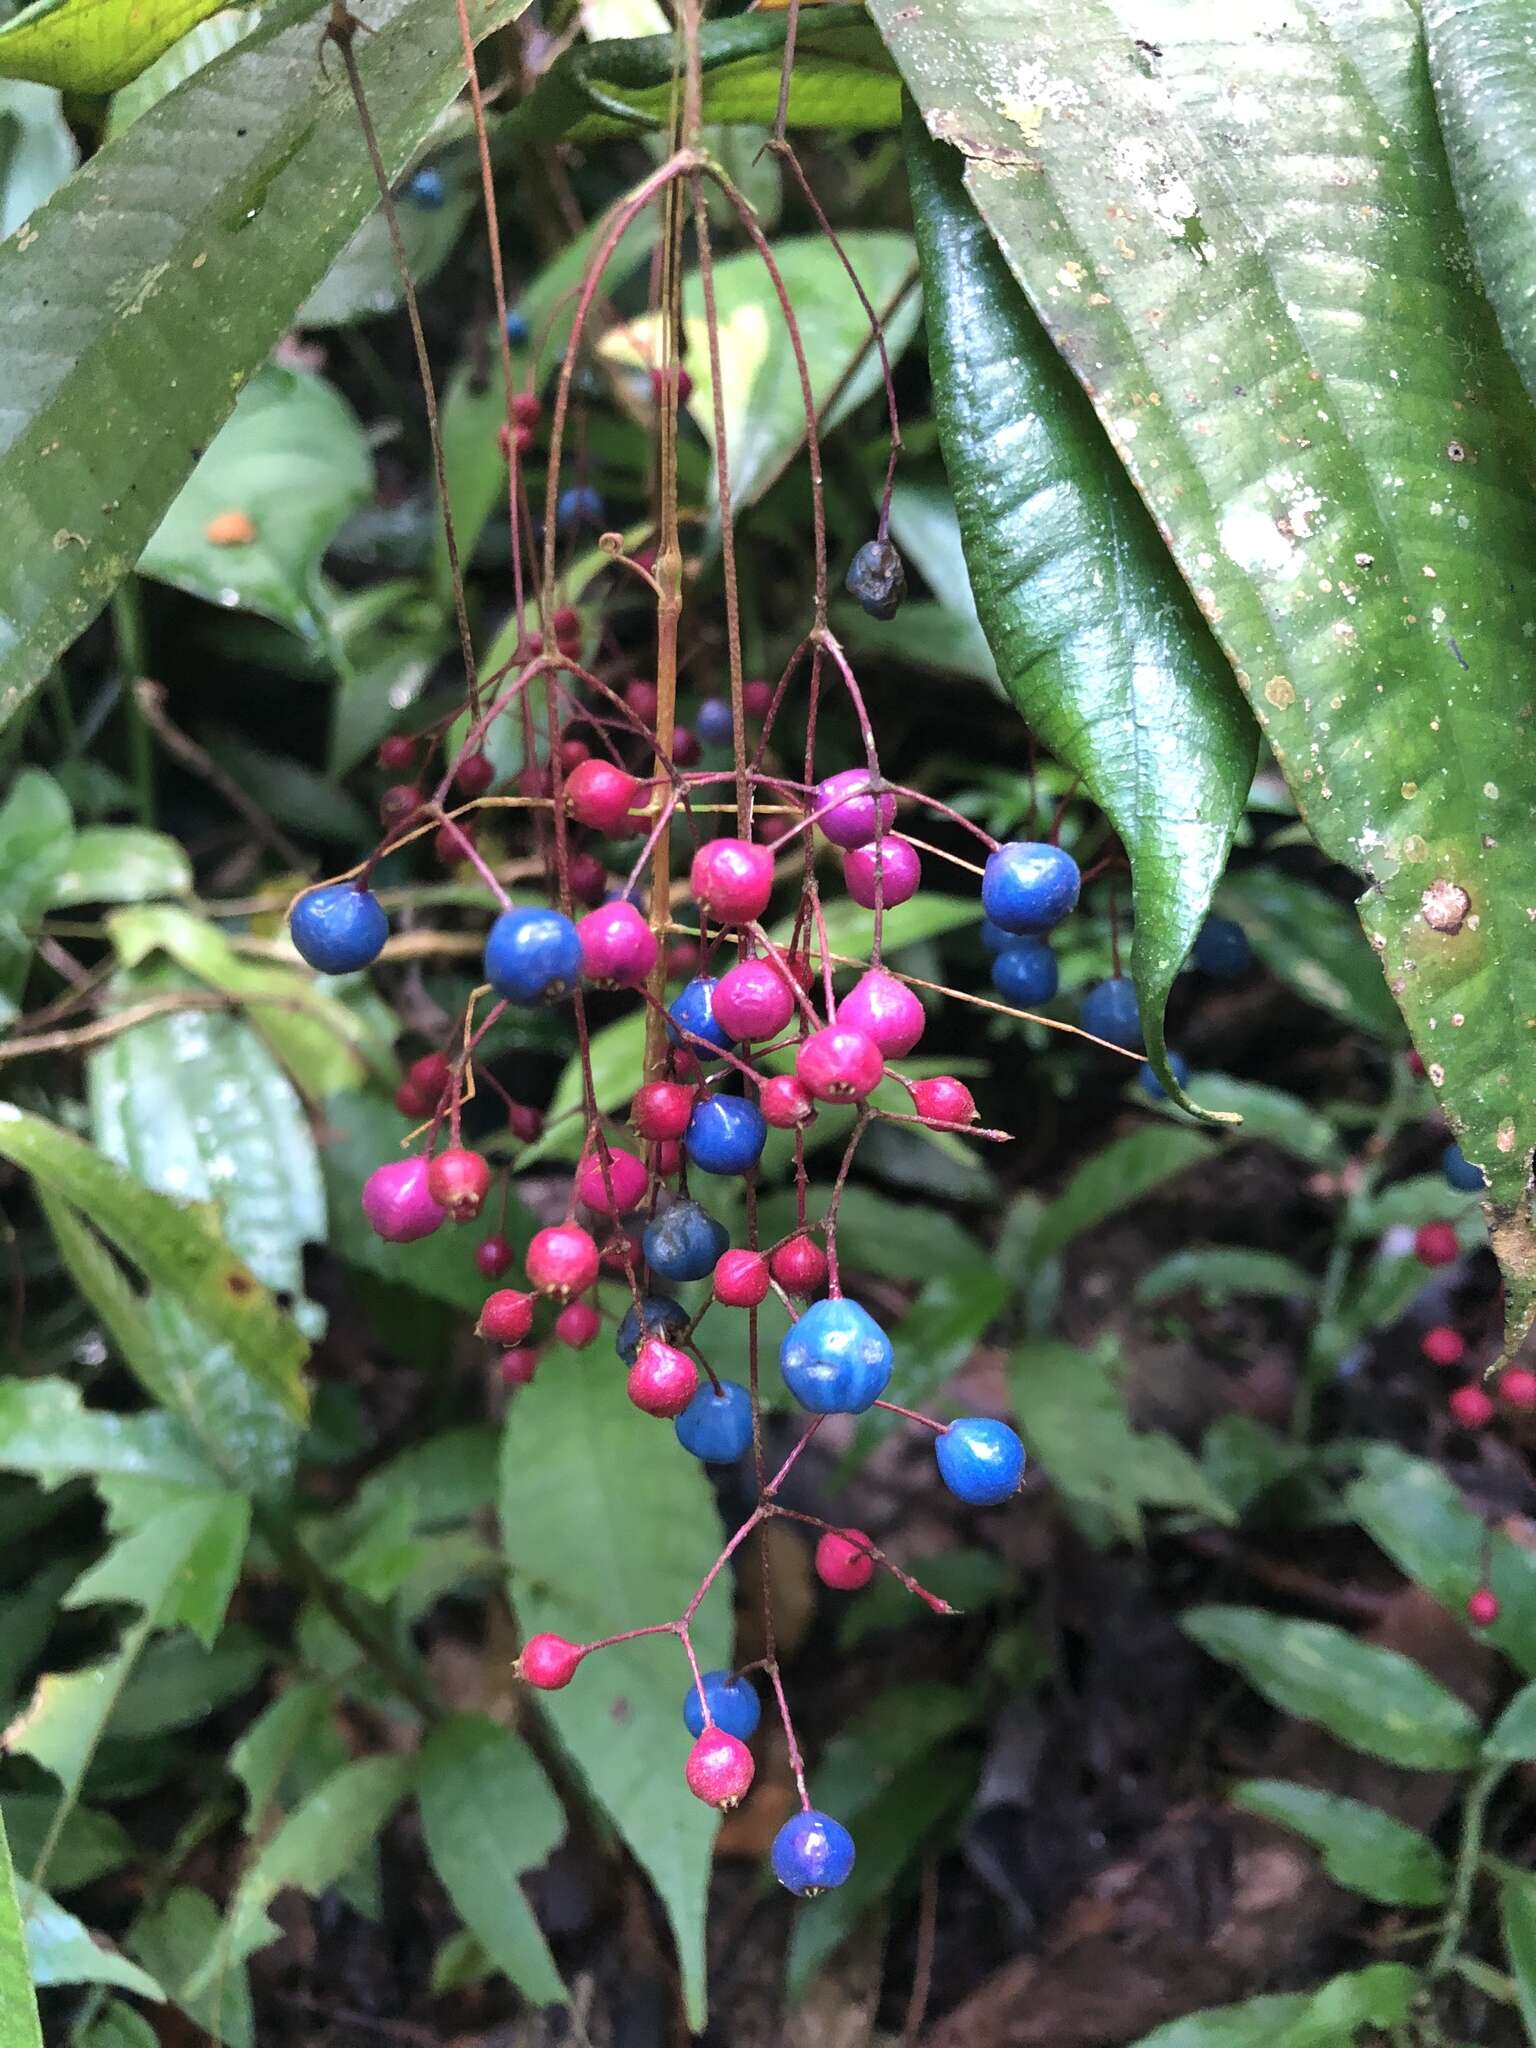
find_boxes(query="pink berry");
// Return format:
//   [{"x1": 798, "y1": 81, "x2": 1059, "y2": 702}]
[
  {"x1": 815, "y1": 1527, "x2": 875, "y2": 1592},
  {"x1": 556, "y1": 1300, "x2": 601, "y2": 1349},
  {"x1": 1421, "y1": 1326, "x2": 1466, "y2": 1368},
  {"x1": 654, "y1": 1139, "x2": 682, "y2": 1177},
  {"x1": 435, "y1": 818, "x2": 476, "y2": 865},
  {"x1": 518, "y1": 1633, "x2": 585, "y2": 1689},
  {"x1": 476, "y1": 1235, "x2": 514, "y2": 1279},
  {"x1": 380, "y1": 783, "x2": 420, "y2": 827},
  {"x1": 743, "y1": 679, "x2": 774, "y2": 719},
  {"x1": 771, "y1": 1235, "x2": 827, "y2": 1296},
  {"x1": 527, "y1": 1224, "x2": 600, "y2": 1297},
  {"x1": 690, "y1": 838, "x2": 775, "y2": 925},
  {"x1": 426, "y1": 1147, "x2": 490, "y2": 1221},
  {"x1": 715, "y1": 1249, "x2": 771, "y2": 1308},
  {"x1": 510, "y1": 392, "x2": 541, "y2": 429},
  {"x1": 479, "y1": 1289, "x2": 535, "y2": 1344},
  {"x1": 1467, "y1": 1588, "x2": 1500, "y2": 1627},
  {"x1": 1449, "y1": 1383, "x2": 1495, "y2": 1429},
  {"x1": 632, "y1": 1081, "x2": 696, "y2": 1141},
  {"x1": 395, "y1": 1078, "x2": 429, "y2": 1118},
  {"x1": 567, "y1": 852, "x2": 608, "y2": 907},
  {"x1": 836, "y1": 969, "x2": 925, "y2": 1057},
  {"x1": 908, "y1": 1076, "x2": 978, "y2": 1126},
  {"x1": 518, "y1": 762, "x2": 551, "y2": 799},
  {"x1": 600, "y1": 1228, "x2": 643, "y2": 1275},
  {"x1": 499, "y1": 1346, "x2": 539, "y2": 1387},
  {"x1": 714, "y1": 958, "x2": 797, "y2": 1041},
  {"x1": 627, "y1": 1339, "x2": 699, "y2": 1418},
  {"x1": 795, "y1": 1026, "x2": 885, "y2": 1104},
  {"x1": 578, "y1": 901, "x2": 658, "y2": 988},
  {"x1": 626, "y1": 679, "x2": 659, "y2": 724},
  {"x1": 842, "y1": 835, "x2": 921, "y2": 909},
  {"x1": 550, "y1": 603, "x2": 581, "y2": 642},
  {"x1": 684, "y1": 1729, "x2": 755, "y2": 1809},
  {"x1": 410, "y1": 1052, "x2": 452, "y2": 1102},
  {"x1": 575, "y1": 1146, "x2": 648, "y2": 1216},
  {"x1": 815, "y1": 767, "x2": 896, "y2": 849},
  {"x1": 361, "y1": 1157, "x2": 447, "y2": 1243},
  {"x1": 378, "y1": 734, "x2": 416, "y2": 772},
  {"x1": 559, "y1": 737, "x2": 591, "y2": 773},
  {"x1": 508, "y1": 1102, "x2": 545, "y2": 1144},
  {"x1": 671, "y1": 726, "x2": 700, "y2": 768},
  {"x1": 1501, "y1": 1367, "x2": 1536, "y2": 1411},
  {"x1": 455, "y1": 751, "x2": 495, "y2": 796},
  {"x1": 1416, "y1": 1221, "x2": 1460, "y2": 1268},
  {"x1": 565, "y1": 759, "x2": 640, "y2": 835},
  {"x1": 760, "y1": 1075, "x2": 815, "y2": 1128}
]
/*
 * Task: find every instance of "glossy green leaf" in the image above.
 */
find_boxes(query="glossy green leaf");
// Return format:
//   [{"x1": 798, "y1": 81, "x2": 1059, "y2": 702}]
[
  {"x1": 508, "y1": 4, "x2": 898, "y2": 143},
  {"x1": 879, "y1": 0, "x2": 1536, "y2": 1339},
  {"x1": 1184, "y1": 1605, "x2": 1480, "y2": 1769},
  {"x1": 0, "y1": 1376, "x2": 215, "y2": 1493},
  {"x1": 0, "y1": 766, "x2": 72, "y2": 1027},
  {"x1": 0, "y1": 0, "x2": 231, "y2": 92},
  {"x1": 417, "y1": 1715, "x2": 566, "y2": 2009},
  {"x1": 108, "y1": 9, "x2": 262, "y2": 129},
  {"x1": 1231, "y1": 1779, "x2": 1447, "y2": 1906},
  {"x1": 605, "y1": 232, "x2": 920, "y2": 517},
  {"x1": 0, "y1": 1806, "x2": 43, "y2": 2048},
  {"x1": 1347, "y1": 1444, "x2": 1536, "y2": 1678},
  {"x1": 89, "y1": 968, "x2": 327, "y2": 1337},
  {"x1": 23, "y1": 1892, "x2": 163, "y2": 2000},
  {"x1": 139, "y1": 367, "x2": 372, "y2": 637},
  {"x1": 0, "y1": 0, "x2": 532, "y2": 731},
  {"x1": 0, "y1": 79, "x2": 74, "y2": 239},
  {"x1": 1135, "y1": 1248, "x2": 1316, "y2": 1310},
  {"x1": 907, "y1": 111, "x2": 1255, "y2": 1112},
  {"x1": 68, "y1": 1497, "x2": 250, "y2": 1650},
  {"x1": 0, "y1": 1797, "x2": 129, "y2": 1895},
  {"x1": 1485, "y1": 1683, "x2": 1536, "y2": 1763},
  {"x1": 47, "y1": 826, "x2": 191, "y2": 907},
  {"x1": 1426, "y1": 0, "x2": 1536, "y2": 405},
  {"x1": 500, "y1": 1348, "x2": 728, "y2": 2029},
  {"x1": 130, "y1": 1887, "x2": 253, "y2": 2048},
  {"x1": 1025, "y1": 1125, "x2": 1215, "y2": 1273},
  {"x1": 1011, "y1": 1340, "x2": 1234, "y2": 1541},
  {"x1": 1216, "y1": 869, "x2": 1405, "y2": 1045},
  {"x1": 1500, "y1": 1871, "x2": 1536, "y2": 2045},
  {"x1": 1131, "y1": 1966, "x2": 1420, "y2": 2048},
  {"x1": 0, "y1": 1108, "x2": 309, "y2": 1419},
  {"x1": 229, "y1": 1680, "x2": 337, "y2": 1833}
]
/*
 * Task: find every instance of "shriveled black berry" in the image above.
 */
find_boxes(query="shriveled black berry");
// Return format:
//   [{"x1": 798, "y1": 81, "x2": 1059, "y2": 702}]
[{"x1": 845, "y1": 538, "x2": 906, "y2": 621}]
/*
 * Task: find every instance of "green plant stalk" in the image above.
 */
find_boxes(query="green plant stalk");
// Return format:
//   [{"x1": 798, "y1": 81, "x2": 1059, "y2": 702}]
[
  {"x1": 1430, "y1": 1760, "x2": 1504, "y2": 1982},
  {"x1": 109, "y1": 580, "x2": 155, "y2": 828}
]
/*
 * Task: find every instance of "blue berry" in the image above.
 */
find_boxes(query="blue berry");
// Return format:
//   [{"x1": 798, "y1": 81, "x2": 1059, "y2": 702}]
[
  {"x1": 405, "y1": 165, "x2": 447, "y2": 208},
  {"x1": 980, "y1": 841, "x2": 1081, "y2": 936},
  {"x1": 1192, "y1": 916, "x2": 1252, "y2": 978},
  {"x1": 683, "y1": 1668, "x2": 761, "y2": 1740},
  {"x1": 980, "y1": 917, "x2": 1014, "y2": 955},
  {"x1": 772, "y1": 1810, "x2": 855, "y2": 1895},
  {"x1": 936, "y1": 1417, "x2": 1025, "y2": 1506},
  {"x1": 1080, "y1": 976, "x2": 1142, "y2": 1050},
  {"x1": 1443, "y1": 1142, "x2": 1487, "y2": 1193},
  {"x1": 696, "y1": 697, "x2": 734, "y2": 748},
  {"x1": 685, "y1": 1095, "x2": 767, "y2": 1176},
  {"x1": 557, "y1": 484, "x2": 604, "y2": 531},
  {"x1": 1138, "y1": 1051, "x2": 1191, "y2": 1101},
  {"x1": 780, "y1": 1297, "x2": 892, "y2": 1415},
  {"x1": 667, "y1": 977, "x2": 734, "y2": 1055},
  {"x1": 615, "y1": 1293, "x2": 689, "y2": 1366},
  {"x1": 505, "y1": 308, "x2": 530, "y2": 346},
  {"x1": 290, "y1": 884, "x2": 388, "y2": 974},
  {"x1": 675, "y1": 1381, "x2": 753, "y2": 1463},
  {"x1": 484, "y1": 906, "x2": 583, "y2": 1005},
  {"x1": 644, "y1": 1200, "x2": 729, "y2": 1284},
  {"x1": 990, "y1": 937, "x2": 1058, "y2": 1006}
]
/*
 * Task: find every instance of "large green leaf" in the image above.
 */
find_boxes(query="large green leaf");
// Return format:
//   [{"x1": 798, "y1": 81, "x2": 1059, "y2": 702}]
[
  {"x1": 0, "y1": 1108, "x2": 308, "y2": 1419},
  {"x1": 23, "y1": 1893, "x2": 163, "y2": 2001},
  {"x1": 499, "y1": 1348, "x2": 728, "y2": 2029},
  {"x1": 1231, "y1": 1779, "x2": 1448, "y2": 1907},
  {"x1": 0, "y1": 0, "x2": 531, "y2": 731},
  {"x1": 1184, "y1": 1605, "x2": 1481, "y2": 1770},
  {"x1": 129, "y1": 1887, "x2": 253, "y2": 2048},
  {"x1": 417, "y1": 1716, "x2": 566, "y2": 2009},
  {"x1": 1426, "y1": 0, "x2": 1536, "y2": 405},
  {"x1": 0, "y1": 79, "x2": 75, "y2": 239},
  {"x1": 906, "y1": 111, "x2": 1255, "y2": 1110},
  {"x1": 0, "y1": 1377, "x2": 215, "y2": 1493},
  {"x1": 0, "y1": 0, "x2": 230, "y2": 92},
  {"x1": 0, "y1": 1806, "x2": 43, "y2": 2048},
  {"x1": 1216, "y1": 868, "x2": 1405, "y2": 1044},
  {"x1": 1130, "y1": 1966, "x2": 1420, "y2": 2048},
  {"x1": 877, "y1": 0, "x2": 1536, "y2": 1342}
]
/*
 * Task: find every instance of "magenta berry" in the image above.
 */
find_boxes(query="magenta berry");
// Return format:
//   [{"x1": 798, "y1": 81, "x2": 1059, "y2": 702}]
[
  {"x1": 842, "y1": 834, "x2": 920, "y2": 908},
  {"x1": 378, "y1": 733, "x2": 416, "y2": 772},
  {"x1": 507, "y1": 1102, "x2": 544, "y2": 1144},
  {"x1": 435, "y1": 818, "x2": 476, "y2": 866},
  {"x1": 565, "y1": 758, "x2": 640, "y2": 834},
  {"x1": 795, "y1": 1026, "x2": 885, "y2": 1104},
  {"x1": 361, "y1": 1157, "x2": 447, "y2": 1243},
  {"x1": 1448, "y1": 1383, "x2": 1495, "y2": 1429},
  {"x1": 713, "y1": 958, "x2": 797, "y2": 1041},
  {"x1": 1421, "y1": 1326, "x2": 1465, "y2": 1368},
  {"x1": 632, "y1": 1081, "x2": 696, "y2": 1141},
  {"x1": 690, "y1": 838, "x2": 774, "y2": 925},
  {"x1": 1501, "y1": 1367, "x2": 1536, "y2": 1411},
  {"x1": 761, "y1": 1075, "x2": 815, "y2": 1128},
  {"x1": 743, "y1": 678, "x2": 773, "y2": 718},
  {"x1": 409, "y1": 1051, "x2": 452, "y2": 1102},
  {"x1": 578, "y1": 901, "x2": 658, "y2": 988},
  {"x1": 526, "y1": 1224, "x2": 600, "y2": 1297},
  {"x1": 627, "y1": 1339, "x2": 700, "y2": 1418},
  {"x1": 815, "y1": 767, "x2": 896, "y2": 849},
  {"x1": 499, "y1": 1346, "x2": 539, "y2": 1387},
  {"x1": 626, "y1": 679, "x2": 659, "y2": 723},
  {"x1": 478, "y1": 1289, "x2": 535, "y2": 1344},
  {"x1": 395, "y1": 1078, "x2": 429, "y2": 1118},
  {"x1": 1416, "y1": 1221, "x2": 1460, "y2": 1268},
  {"x1": 518, "y1": 1633, "x2": 586, "y2": 1689},
  {"x1": 426, "y1": 1147, "x2": 490, "y2": 1221},
  {"x1": 575, "y1": 1147, "x2": 648, "y2": 1216},
  {"x1": 380, "y1": 782, "x2": 420, "y2": 827},
  {"x1": 555, "y1": 1300, "x2": 601, "y2": 1349},
  {"x1": 672, "y1": 725, "x2": 701, "y2": 768},
  {"x1": 684, "y1": 1729, "x2": 755, "y2": 1809},
  {"x1": 1467, "y1": 1588, "x2": 1500, "y2": 1627},
  {"x1": 836, "y1": 969, "x2": 925, "y2": 1057},
  {"x1": 567, "y1": 852, "x2": 609, "y2": 907},
  {"x1": 815, "y1": 1527, "x2": 875, "y2": 1592},
  {"x1": 909, "y1": 1076, "x2": 978, "y2": 1126},
  {"x1": 715, "y1": 1249, "x2": 771, "y2": 1308},
  {"x1": 771, "y1": 1235, "x2": 827, "y2": 1296},
  {"x1": 455, "y1": 750, "x2": 495, "y2": 796},
  {"x1": 476, "y1": 1234, "x2": 515, "y2": 1279}
]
